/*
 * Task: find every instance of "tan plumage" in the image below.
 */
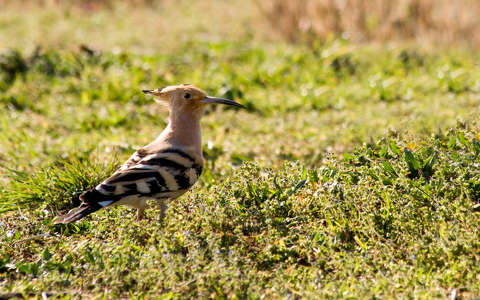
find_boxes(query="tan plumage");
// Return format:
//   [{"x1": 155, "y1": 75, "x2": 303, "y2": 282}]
[{"x1": 54, "y1": 84, "x2": 245, "y2": 224}]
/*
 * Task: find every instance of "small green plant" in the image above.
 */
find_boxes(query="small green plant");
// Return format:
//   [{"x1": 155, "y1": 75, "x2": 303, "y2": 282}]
[
  {"x1": 0, "y1": 158, "x2": 119, "y2": 212},
  {"x1": 404, "y1": 148, "x2": 436, "y2": 179}
]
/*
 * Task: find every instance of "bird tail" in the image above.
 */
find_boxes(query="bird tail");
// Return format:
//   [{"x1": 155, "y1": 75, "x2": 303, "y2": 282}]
[
  {"x1": 53, "y1": 189, "x2": 109, "y2": 224},
  {"x1": 53, "y1": 203, "x2": 101, "y2": 224}
]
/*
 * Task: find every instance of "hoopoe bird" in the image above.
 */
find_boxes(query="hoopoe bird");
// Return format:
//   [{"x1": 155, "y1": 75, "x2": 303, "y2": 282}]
[{"x1": 54, "y1": 84, "x2": 245, "y2": 224}]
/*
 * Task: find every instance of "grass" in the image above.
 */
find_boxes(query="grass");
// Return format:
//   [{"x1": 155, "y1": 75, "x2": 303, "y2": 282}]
[
  {"x1": 1, "y1": 41, "x2": 479, "y2": 299},
  {"x1": 0, "y1": 1, "x2": 261, "y2": 54},
  {"x1": 258, "y1": 0, "x2": 480, "y2": 47},
  {"x1": 1, "y1": 3, "x2": 480, "y2": 298}
]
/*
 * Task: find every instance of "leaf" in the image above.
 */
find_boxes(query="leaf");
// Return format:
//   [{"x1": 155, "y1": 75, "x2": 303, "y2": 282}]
[
  {"x1": 404, "y1": 149, "x2": 420, "y2": 169},
  {"x1": 273, "y1": 176, "x2": 283, "y2": 193},
  {"x1": 287, "y1": 179, "x2": 307, "y2": 196},
  {"x1": 422, "y1": 152, "x2": 437, "y2": 180},
  {"x1": 447, "y1": 136, "x2": 456, "y2": 149},
  {"x1": 157, "y1": 292, "x2": 175, "y2": 300},
  {"x1": 84, "y1": 250, "x2": 95, "y2": 265},
  {"x1": 404, "y1": 148, "x2": 421, "y2": 178},
  {"x1": 230, "y1": 153, "x2": 254, "y2": 166},
  {"x1": 379, "y1": 145, "x2": 388, "y2": 158},
  {"x1": 381, "y1": 175, "x2": 393, "y2": 186},
  {"x1": 42, "y1": 248, "x2": 52, "y2": 261},
  {"x1": 423, "y1": 152, "x2": 437, "y2": 170},
  {"x1": 473, "y1": 138, "x2": 480, "y2": 156},
  {"x1": 368, "y1": 170, "x2": 379, "y2": 181},
  {"x1": 343, "y1": 153, "x2": 355, "y2": 162},
  {"x1": 312, "y1": 232, "x2": 323, "y2": 243},
  {"x1": 389, "y1": 142, "x2": 402, "y2": 156},
  {"x1": 354, "y1": 235, "x2": 367, "y2": 251},
  {"x1": 17, "y1": 261, "x2": 30, "y2": 274},
  {"x1": 382, "y1": 161, "x2": 398, "y2": 178},
  {"x1": 308, "y1": 169, "x2": 319, "y2": 183},
  {"x1": 457, "y1": 132, "x2": 469, "y2": 148}
]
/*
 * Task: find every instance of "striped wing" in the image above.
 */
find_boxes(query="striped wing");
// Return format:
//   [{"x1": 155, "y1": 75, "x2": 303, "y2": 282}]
[{"x1": 80, "y1": 148, "x2": 203, "y2": 208}]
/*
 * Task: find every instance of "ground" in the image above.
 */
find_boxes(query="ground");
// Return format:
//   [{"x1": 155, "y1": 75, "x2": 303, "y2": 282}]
[{"x1": 1, "y1": 2, "x2": 480, "y2": 299}]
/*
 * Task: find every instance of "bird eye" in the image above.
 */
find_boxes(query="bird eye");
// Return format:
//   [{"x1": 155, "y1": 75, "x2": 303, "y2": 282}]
[{"x1": 184, "y1": 93, "x2": 191, "y2": 99}]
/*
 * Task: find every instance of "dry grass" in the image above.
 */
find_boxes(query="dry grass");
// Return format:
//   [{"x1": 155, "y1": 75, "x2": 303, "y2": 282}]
[
  {"x1": 2, "y1": 0, "x2": 480, "y2": 49},
  {"x1": 256, "y1": 0, "x2": 480, "y2": 47},
  {"x1": 0, "y1": 0, "x2": 158, "y2": 10},
  {"x1": 0, "y1": 0, "x2": 259, "y2": 53}
]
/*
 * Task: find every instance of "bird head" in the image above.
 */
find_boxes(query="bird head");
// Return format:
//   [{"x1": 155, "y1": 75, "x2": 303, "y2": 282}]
[{"x1": 143, "y1": 84, "x2": 245, "y2": 113}]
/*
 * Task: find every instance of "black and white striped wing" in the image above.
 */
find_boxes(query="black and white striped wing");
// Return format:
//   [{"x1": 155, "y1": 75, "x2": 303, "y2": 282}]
[{"x1": 82, "y1": 148, "x2": 203, "y2": 208}]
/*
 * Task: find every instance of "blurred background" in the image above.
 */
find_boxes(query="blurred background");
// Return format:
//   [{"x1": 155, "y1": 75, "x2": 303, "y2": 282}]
[{"x1": 1, "y1": 0, "x2": 480, "y2": 52}]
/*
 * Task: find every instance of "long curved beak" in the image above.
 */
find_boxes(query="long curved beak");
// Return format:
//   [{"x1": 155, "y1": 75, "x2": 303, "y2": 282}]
[
  {"x1": 201, "y1": 96, "x2": 246, "y2": 109},
  {"x1": 142, "y1": 89, "x2": 163, "y2": 96}
]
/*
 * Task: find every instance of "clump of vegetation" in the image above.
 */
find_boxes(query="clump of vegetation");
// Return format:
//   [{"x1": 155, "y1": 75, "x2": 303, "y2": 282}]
[{"x1": 0, "y1": 158, "x2": 119, "y2": 213}]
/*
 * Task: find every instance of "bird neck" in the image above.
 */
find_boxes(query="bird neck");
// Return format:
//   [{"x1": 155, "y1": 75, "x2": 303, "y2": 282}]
[{"x1": 158, "y1": 109, "x2": 203, "y2": 157}]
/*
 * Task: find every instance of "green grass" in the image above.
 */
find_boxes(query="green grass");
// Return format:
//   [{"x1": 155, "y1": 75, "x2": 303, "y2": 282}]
[{"x1": 1, "y1": 38, "x2": 480, "y2": 298}]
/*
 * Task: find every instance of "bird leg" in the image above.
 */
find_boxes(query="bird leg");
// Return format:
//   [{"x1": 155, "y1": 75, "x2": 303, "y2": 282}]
[
  {"x1": 157, "y1": 200, "x2": 168, "y2": 221},
  {"x1": 137, "y1": 207, "x2": 145, "y2": 221},
  {"x1": 134, "y1": 198, "x2": 147, "y2": 221}
]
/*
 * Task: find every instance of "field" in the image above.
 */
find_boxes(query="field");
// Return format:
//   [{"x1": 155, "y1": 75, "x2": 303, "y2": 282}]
[{"x1": 1, "y1": 1, "x2": 480, "y2": 299}]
